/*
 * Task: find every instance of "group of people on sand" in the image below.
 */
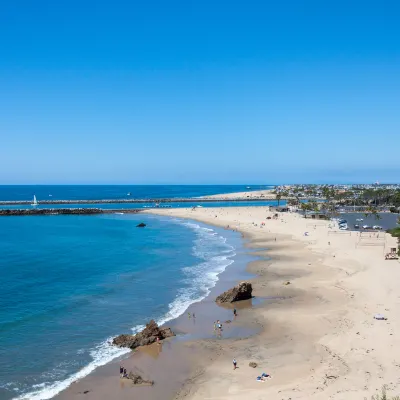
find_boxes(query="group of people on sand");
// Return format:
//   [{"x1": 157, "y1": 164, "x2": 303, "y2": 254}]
[{"x1": 214, "y1": 309, "x2": 238, "y2": 335}]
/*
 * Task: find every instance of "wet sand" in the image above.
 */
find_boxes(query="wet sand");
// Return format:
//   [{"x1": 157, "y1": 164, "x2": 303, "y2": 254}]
[
  {"x1": 145, "y1": 206, "x2": 399, "y2": 400},
  {"x1": 53, "y1": 221, "x2": 276, "y2": 400}
]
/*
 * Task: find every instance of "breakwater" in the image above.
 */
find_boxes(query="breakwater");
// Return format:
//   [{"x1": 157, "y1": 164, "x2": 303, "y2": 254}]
[
  {"x1": 0, "y1": 208, "x2": 141, "y2": 216},
  {"x1": 0, "y1": 198, "x2": 270, "y2": 206}
]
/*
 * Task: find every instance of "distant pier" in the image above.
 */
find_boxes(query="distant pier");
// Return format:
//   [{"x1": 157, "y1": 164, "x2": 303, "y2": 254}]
[
  {"x1": 0, "y1": 197, "x2": 273, "y2": 206},
  {"x1": 0, "y1": 208, "x2": 141, "y2": 216}
]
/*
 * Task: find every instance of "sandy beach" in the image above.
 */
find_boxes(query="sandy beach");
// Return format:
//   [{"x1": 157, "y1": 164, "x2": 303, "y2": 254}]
[
  {"x1": 53, "y1": 206, "x2": 400, "y2": 400},
  {"x1": 142, "y1": 206, "x2": 400, "y2": 400},
  {"x1": 202, "y1": 188, "x2": 278, "y2": 200}
]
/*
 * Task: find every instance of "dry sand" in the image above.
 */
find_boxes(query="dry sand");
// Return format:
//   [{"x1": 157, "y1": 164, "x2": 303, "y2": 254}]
[
  {"x1": 202, "y1": 189, "x2": 277, "y2": 200},
  {"x1": 144, "y1": 206, "x2": 400, "y2": 400}
]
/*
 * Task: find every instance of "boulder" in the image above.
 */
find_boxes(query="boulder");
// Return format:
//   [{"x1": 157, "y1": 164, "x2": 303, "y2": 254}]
[
  {"x1": 127, "y1": 372, "x2": 154, "y2": 386},
  {"x1": 113, "y1": 320, "x2": 175, "y2": 350},
  {"x1": 215, "y1": 282, "x2": 253, "y2": 303},
  {"x1": 249, "y1": 362, "x2": 258, "y2": 368},
  {"x1": 136, "y1": 223, "x2": 146, "y2": 227}
]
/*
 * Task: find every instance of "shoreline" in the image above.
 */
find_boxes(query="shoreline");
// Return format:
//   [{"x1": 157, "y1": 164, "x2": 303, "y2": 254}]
[
  {"x1": 18, "y1": 205, "x2": 400, "y2": 400},
  {"x1": 143, "y1": 206, "x2": 399, "y2": 400},
  {"x1": 50, "y1": 216, "x2": 264, "y2": 400}
]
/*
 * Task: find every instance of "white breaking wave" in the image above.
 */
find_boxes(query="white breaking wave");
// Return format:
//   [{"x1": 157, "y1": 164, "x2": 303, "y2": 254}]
[
  {"x1": 14, "y1": 220, "x2": 235, "y2": 400},
  {"x1": 14, "y1": 339, "x2": 130, "y2": 400}
]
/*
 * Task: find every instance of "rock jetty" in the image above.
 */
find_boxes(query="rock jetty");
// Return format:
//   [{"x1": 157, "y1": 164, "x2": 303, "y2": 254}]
[
  {"x1": 113, "y1": 320, "x2": 175, "y2": 350},
  {"x1": 0, "y1": 208, "x2": 141, "y2": 217},
  {"x1": 216, "y1": 282, "x2": 253, "y2": 303},
  {"x1": 0, "y1": 198, "x2": 269, "y2": 206},
  {"x1": 0, "y1": 208, "x2": 104, "y2": 216}
]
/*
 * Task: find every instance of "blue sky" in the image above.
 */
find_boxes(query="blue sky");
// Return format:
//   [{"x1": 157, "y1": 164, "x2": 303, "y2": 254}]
[{"x1": 0, "y1": 0, "x2": 399, "y2": 184}]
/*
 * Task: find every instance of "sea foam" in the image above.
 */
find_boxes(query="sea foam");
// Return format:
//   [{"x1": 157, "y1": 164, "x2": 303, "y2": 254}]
[{"x1": 13, "y1": 220, "x2": 235, "y2": 400}]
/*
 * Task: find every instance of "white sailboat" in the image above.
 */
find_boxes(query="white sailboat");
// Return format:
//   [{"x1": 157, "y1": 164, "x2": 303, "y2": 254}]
[{"x1": 31, "y1": 195, "x2": 38, "y2": 206}]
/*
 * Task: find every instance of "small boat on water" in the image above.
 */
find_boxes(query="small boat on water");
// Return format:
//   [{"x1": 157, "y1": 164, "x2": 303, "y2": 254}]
[
  {"x1": 246, "y1": 186, "x2": 251, "y2": 189},
  {"x1": 373, "y1": 225, "x2": 383, "y2": 230},
  {"x1": 31, "y1": 195, "x2": 38, "y2": 207},
  {"x1": 354, "y1": 224, "x2": 360, "y2": 229},
  {"x1": 356, "y1": 218, "x2": 363, "y2": 222},
  {"x1": 338, "y1": 219, "x2": 347, "y2": 224},
  {"x1": 127, "y1": 192, "x2": 131, "y2": 196},
  {"x1": 362, "y1": 225, "x2": 372, "y2": 229},
  {"x1": 115, "y1": 212, "x2": 124, "y2": 215},
  {"x1": 339, "y1": 223, "x2": 348, "y2": 230}
]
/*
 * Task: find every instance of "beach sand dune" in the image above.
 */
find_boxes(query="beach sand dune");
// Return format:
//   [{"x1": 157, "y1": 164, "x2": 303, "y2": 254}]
[{"x1": 146, "y1": 207, "x2": 400, "y2": 400}]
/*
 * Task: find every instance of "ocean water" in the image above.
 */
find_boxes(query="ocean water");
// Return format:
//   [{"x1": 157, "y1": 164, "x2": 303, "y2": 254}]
[
  {"x1": 0, "y1": 213, "x2": 238, "y2": 400},
  {"x1": 0, "y1": 185, "x2": 272, "y2": 202}
]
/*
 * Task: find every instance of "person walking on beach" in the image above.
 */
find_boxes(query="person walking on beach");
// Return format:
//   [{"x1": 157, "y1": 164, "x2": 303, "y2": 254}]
[
  {"x1": 119, "y1": 365, "x2": 124, "y2": 378},
  {"x1": 123, "y1": 368, "x2": 127, "y2": 378},
  {"x1": 233, "y1": 358, "x2": 237, "y2": 370},
  {"x1": 233, "y1": 308, "x2": 237, "y2": 317}
]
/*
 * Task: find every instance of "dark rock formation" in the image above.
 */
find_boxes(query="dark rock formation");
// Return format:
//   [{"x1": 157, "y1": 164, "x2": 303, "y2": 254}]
[
  {"x1": 113, "y1": 320, "x2": 175, "y2": 350},
  {"x1": 249, "y1": 362, "x2": 258, "y2": 368},
  {"x1": 136, "y1": 222, "x2": 146, "y2": 227},
  {"x1": 215, "y1": 282, "x2": 253, "y2": 303},
  {"x1": 126, "y1": 372, "x2": 154, "y2": 386},
  {"x1": 0, "y1": 198, "x2": 272, "y2": 206},
  {"x1": 0, "y1": 208, "x2": 104, "y2": 216},
  {"x1": 0, "y1": 208, "x2": 141, "y2": 217}
]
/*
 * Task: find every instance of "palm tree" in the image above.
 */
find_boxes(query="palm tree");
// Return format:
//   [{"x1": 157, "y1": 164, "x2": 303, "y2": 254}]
[{"x1": 275, "y1": 192, "x2": 282, "y2": 207}]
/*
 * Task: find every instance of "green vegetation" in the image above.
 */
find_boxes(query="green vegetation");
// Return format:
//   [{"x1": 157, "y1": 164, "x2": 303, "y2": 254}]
[
  {"x1": 300, "y1": 200, "x2": 319, "y2": 214},
  {"x1": 387, "y1": 227, "x2": 400, "y2": 237},
  {"x1": 387, "y1": 225, "x2": 400, "y2": 256}
]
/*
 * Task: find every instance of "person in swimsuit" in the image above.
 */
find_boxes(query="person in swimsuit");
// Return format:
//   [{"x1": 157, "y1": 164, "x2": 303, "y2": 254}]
[
  {"x1": 233, "y1": 358, "x2": 237, "y2": 370},
  {"x1": 119, "y1": 365, "x2": 124, "y2": 378}
]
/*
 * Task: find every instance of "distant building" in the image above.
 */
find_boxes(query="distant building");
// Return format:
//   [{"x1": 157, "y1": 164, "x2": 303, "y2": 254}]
[{"x1": 303, "y1": 211, "x2": 329, "y2": 220}]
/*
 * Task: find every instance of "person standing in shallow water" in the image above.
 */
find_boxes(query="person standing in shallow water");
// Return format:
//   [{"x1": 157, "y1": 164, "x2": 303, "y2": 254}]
[{"x1": 233, "y1": 308, "x2": 237, "y2": 317}]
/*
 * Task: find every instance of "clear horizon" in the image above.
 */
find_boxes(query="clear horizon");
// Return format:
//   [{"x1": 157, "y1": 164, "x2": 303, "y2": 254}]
[{"x1": 1, "y1": 1, "x2": 399, "y2": 184}]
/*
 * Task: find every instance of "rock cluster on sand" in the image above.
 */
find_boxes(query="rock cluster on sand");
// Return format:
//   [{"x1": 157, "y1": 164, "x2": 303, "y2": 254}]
[
  {"x1": 126, "y1": 372, "x2": 154, "y2": 386},
  {"x1": 215, "y1": 282, "x2": 253, "y2": 303},
  {"x1": 249, "y1": 362, "x2": 258, "y2": 368},
  {"x1": 113, "y1": 320, "x2": 175, "y2": 350}
]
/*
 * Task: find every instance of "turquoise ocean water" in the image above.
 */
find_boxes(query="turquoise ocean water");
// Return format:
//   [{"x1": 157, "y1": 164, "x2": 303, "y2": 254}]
[{"x1": 0, "y1": 186, "x2": 272, "y2": 400}]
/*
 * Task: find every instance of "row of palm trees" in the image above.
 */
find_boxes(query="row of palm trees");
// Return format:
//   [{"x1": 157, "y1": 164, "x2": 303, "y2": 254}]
[{"x1": 273, "y1": 186, "x2": 400, "y2": 211}]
